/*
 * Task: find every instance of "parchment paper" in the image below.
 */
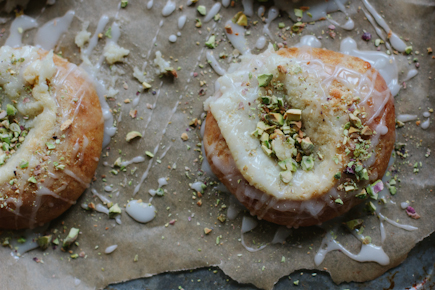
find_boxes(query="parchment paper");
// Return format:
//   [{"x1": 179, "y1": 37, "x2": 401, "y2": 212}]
[{"x1": 0, "y1": 0, "x2": 434, "y2": 289}]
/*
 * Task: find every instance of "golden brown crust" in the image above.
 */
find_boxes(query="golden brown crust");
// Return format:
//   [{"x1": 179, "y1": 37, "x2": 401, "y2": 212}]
[
  {"x1": 204, "y1": 47, "x2": 395, "y2": 227},
  {"x1": 0, "y1": 51, "x2": 104, "y2": 229}
]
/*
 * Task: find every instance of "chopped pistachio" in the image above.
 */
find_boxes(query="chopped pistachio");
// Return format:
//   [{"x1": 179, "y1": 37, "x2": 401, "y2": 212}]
[
  {"x1": 366, "y1": 201, "x2": 376, "y2": 213},
  {"x1": 334, "y1": 172, "x2": 341, "y2": 179},
  {"x1": 284, "y1": 109, "x2": 302, "y2": 121},
  {"x1": 142, "y1": 82, "x2": 152, "y2": 89},
  {"x1": 345, "y1": 219, "x2": 364, "y2": 231},
  {"x1": 145, "y1": 151, "x2": 154, "y2": 158},
  {"x1": 109, "y1": 203, "x2": 122, "y2": 218},
  {"x1": 197, "y1": 5, "x2": 206, "y2": 16},
  {"x1": 121, "y1": 0, "x2": 128, "y2": 8},
  {"x1": 28, "y1": 176, "x2": 37, "y2": 184},
  {"x1": 301, "y1": 155, "x2": 314, "y2": 171},
  {"x1": 405, "y1": 46, "x2": 413, "y2": 55},
  {"x1": 257, "y1": 73, "x2": 273, "y2": 87},
  {"x1": 349, "y1": 113, "x2": 362, "y2": 128},
  {"x1": 294, "y1": 8, "x2": 303, "y2": 18},
  {"x1": 278, "y1": 22, "x2": 285, "y2": 29},
  {"x1": 37, "y1": 235, "x2": 52, "y2": 250},
  {"x1": 265, "y1": 113, "x2": 284, "y2": 126},
  {"x1": 301, "y1": 137, "x2": 314, "y2": 154},
  {"x1": 335, "y1": 198, "x2": 343, "y2": 205},
  {"x1": 126, "y1": 131, "x2": 143, "y2": 142},
  {"x1": 6, "y1": 104, "x2": 17, "y2": 116},
  {"x1": 279, "y1": 170, "x2": 293, "y2": 184},
  {"x1": 63, "y1": 227, "x2": 80, "y2": 249},
  {"x1": 46, "y1": 142, "x2": 55, "y2": 150},
  {"x1": 205, "y1": 35, "x2": 216, "y2": 48}
]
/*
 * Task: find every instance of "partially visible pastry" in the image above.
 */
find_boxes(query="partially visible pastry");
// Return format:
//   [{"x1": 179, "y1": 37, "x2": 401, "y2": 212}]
[
  {"x1": 204, "y1": 46, "x2": 395, "y2": 227},
  {"x1": 0, "y1": 46, "x2": 104, "y2": 229}
]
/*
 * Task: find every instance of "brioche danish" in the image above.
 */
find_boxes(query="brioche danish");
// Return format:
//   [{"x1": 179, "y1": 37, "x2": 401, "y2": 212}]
[
  {"x1": 0, "y1": 46, "x2": 104, "y2": 229},
  {"x1": 204, "y1": 46, "x2": 395, "y2": 227}
]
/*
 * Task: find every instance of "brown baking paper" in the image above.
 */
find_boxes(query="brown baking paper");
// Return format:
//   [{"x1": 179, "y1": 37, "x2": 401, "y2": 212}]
[{"x1": 0, "y1": 0, "x2": 434, "y2": 289}]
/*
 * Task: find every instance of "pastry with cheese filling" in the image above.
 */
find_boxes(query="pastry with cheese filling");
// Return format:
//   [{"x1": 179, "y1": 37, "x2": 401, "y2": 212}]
[{"x1": 204, "y1": 46, "x2": 395, "y2": 227}]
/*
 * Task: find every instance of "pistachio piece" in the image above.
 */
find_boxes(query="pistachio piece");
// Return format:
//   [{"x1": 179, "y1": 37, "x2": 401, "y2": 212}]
[
  {"x1": 301, "y1": 137, "x2": 314, "y2": 154},
  {"x1": 109, "y1": 203, "x2": 122, "y2": 218},
  {"x1": 142, "y1": 82, "x2": 152, "y2": 89},
  {"x1": 334, "y1": 172, "x2": 341, "y2": 179},
  {"x1": 121, "y1": 0, "x2": 128, "y2": 8},
  {"x1": 61, "y1": 119, "x2": 73, "y2": 131},
  {"x1": 236, "y1": 14, "x2": 247, "y2": 26},
  {"x1": 37, "y1": 235, "x2": 52, "y2": 250},
  {"x1": 265, "y1": 113, "x2": 284, "y2": 126},
  {"x1": 279, "y1": 170, "x2": 293, "y2": 183},
  {"x1": 126, "y1": 131, "x2": 143, "y2": 142},
  {"x1": 114, "y1": 157, "x2": 122, "y2": 167},
  {"x1": 261, "y1": 96, "x2": 271, "y2": 104},
  {"x1": 257, "y1": 73, "x2": 273, "y2": 87},
  {"x1": 6, "y1": 104, "x2": 17, "y2": 116},
  {"x1": 361, "y1": 126, "x2": 373, "y2": 136},
  {"x1": 345, "y1": 219, "x2": 364, "y2": 231},
  {"x1": 205, "y1": 35, "x2": 216, "y2": 48},
  {"x1": 405, "y1": 46, "x2": 412, "y2": 55},
  {"x1": 261, "y1": 144, "x2": 273, "y2": 156},
  {"x1": 366, "y1": 201, "x2": 376, "y2": 213},
  {"x1": 349, "y1": 113, "x2": 362, "y2": 128},
  {"x1": 301, "y1": 155, "x2": 314, "y2": 171},
  {"x1": 284, "y1": 109, "x2": 302, "y2": 121},
  {"x1": 231, "y1": 12, "x2": 247, "y2": 26},
  {"x1": 197, "y1": 5, "x2": 206, "y2": 15},
  {"x1": 335, "y1": 198, "x2": 343, "y2": 204},
  {"x1": 294, "y1": 8, "x2": 303, "y2": 18},
  {"x1": 348, "y1": 127, "x2": 359, "y2": 134},
  {"x1": 63, "y1": 227, "x2": 79, "y2": 249}
]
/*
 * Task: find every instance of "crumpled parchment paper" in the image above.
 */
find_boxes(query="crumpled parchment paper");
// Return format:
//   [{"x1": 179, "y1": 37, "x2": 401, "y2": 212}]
[{"x1": 0, "y1": 0, "x2": 434, "y2": 289}]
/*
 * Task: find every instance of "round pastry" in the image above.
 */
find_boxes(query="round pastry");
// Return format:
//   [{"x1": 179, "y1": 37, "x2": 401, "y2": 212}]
[
  {"x1": 203, "y1": 46, "x2": 395, "y2": 228},
  {"x1": 0, "y1": 46, "x2": 104, "y2": 229}
]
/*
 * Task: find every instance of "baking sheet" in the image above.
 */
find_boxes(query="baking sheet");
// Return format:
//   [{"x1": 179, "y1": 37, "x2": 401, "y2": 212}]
[{"x1": 0, "y1": 0, "x2": 434, "y2": 289}]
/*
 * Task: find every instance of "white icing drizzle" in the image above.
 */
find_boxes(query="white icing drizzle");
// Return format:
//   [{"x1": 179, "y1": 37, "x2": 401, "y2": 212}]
[
  {"x1": 257, "y1": 6, "x2": 265, "y2": 18},
  {"x1": 81, "y1": 15, "x2": 109, "y2": 59},
  {"x1": 222, "y1": 0, "x2": 231, "y2": 8},
  {"x1": 206, "y1": 51, "x2": 226, "y2": 76},
  {"x1": 178, "y1": 15, "x2": 187, "y2": 29},
  {"x1": 326, "y1": 0, "x2": 354, "y2": 30},
  {"x1": 294, "y1": 35, "x2": 322, "y2": 48},
  {"x1": 162, "y1": 0, "x2": 176, "y2": 17},
  {"x1": 147, "y1": 0, "x2": 153, "y2": 10},
  {"x1": 190, "y1": 181, "x2": 205, "y2": 193},
  {"x1": 378, "y1": 212, "x2": 418, "y2": 231},
  {"x1": 241, "y1": 216, "x2": 267, "y2": 252},
  {"x1": 421, "y1": 119, "x2": 430, "y2": 130},
  {"x1": 423, "y1": 112, "x2": 430, "y2": 118},
  {"x1": 204, "y1": 2, "x2": 221, "y2": 23},
  {"x1": 120, "y1": 156, "x2": 145, "y2": 167},
  {"x1": 91, "y1": 189, "x2": 111, "y2": 204},
  {"x1": 34, "y1": 10, "x2": 75, "y2": 50},
  {"x1": 271, "y1": 226, "x2": 292, "y2": 244},
  {"x1": 401, "y1": 202, "x2": 410, "y2": 209},
  {"x1": 64, "y1": 169, "x2": 89, "y2": 188},
  {"x1": 242, "y1": 0, "x2": 254, "y2": 17},
  {"x1": 5, "y1": 15, "x2": 38, "y2": 47},
  {"x1": 263, "y1": 6, "x2": 279, "y2": 38},
  {"x1": 397, "y1": 114, "x2": 417, "y2": 122},
  {"x1": 158, "y1": 177, "x2": 168, "y2": 188},
  {"x1": 105, "y1": 245, "x2": 118, "y2": 254},
  {"x1": 361, "y1": 0, "x2": 407, "y2": 52},
  {"x1": 403, "y1": 69, "x2": 418, "y2": 82},
  {"x1": 224, "y1": 20, "x2": 250, "y2": 54},
  {"x1": 227, "y1": 195, "x2": 244, "y2": 220},
  {"x1": 168, "y1": 34, "x2": 177, "y2": 43},
  {"x1": 255, "y1": 36, "x2": 267, "y2": 50},
  {"x1": 95, "y1": 203, "x2": 109, "y2": 214},
  {"x1": 126, "y1": 200, "x2": 156, "y2": 223},
  {"x1": 340, "y1": 37, "x2": 400, "y2": 96}
]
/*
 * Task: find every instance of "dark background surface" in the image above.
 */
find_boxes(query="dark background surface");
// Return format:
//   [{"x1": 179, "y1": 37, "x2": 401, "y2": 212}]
[{"x1": 107, "y1": 232, "x2": 435, "y2": 290}]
